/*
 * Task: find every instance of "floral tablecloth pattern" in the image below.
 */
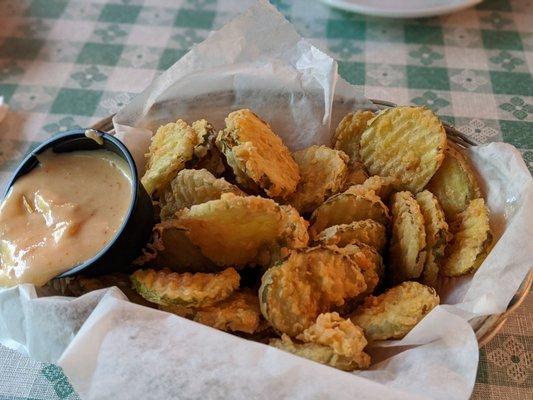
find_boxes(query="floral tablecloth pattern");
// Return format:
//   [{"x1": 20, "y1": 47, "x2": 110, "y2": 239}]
[{"x1": 0, "y1": 0, "x2": 531, "y2": 398}]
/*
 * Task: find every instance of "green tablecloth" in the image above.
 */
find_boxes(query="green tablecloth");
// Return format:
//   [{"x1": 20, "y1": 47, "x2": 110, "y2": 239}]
[{"x1": 0, "y1": 0, "x2": 531, "y2": 398}]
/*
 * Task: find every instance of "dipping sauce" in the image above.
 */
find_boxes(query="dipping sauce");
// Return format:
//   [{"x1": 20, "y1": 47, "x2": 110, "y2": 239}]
[{"x1": 0, "y1": 149, "x2": 132, "y2": 287}]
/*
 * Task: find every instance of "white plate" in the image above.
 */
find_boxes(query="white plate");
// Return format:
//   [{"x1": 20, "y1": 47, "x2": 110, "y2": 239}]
[{"x1": 320, "y1": 0, "x2": 483, "y2": 18}]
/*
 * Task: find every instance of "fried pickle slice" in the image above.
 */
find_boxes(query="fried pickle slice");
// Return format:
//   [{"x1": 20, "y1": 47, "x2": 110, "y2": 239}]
[
  {"x1": 131, "y1": 267, "x2": 240, "y2": 308},
  {"x1": 309, "y1": 187, "x2": 390, "y2": 239},
  {"x1": 441, "y1": 198, "x2": 492, "y2": 277},
  {"x1": 354, "y1": 175, "x2": 399, "y2": 202},
  {"x1": 340, "y1": 243, "x2": 383, "y2": 298},
  {"x1": 188, "y1": 119, "x2": 226, "y2": 176},
  {"x1": 342, "y1": 161, "x2": 369, "y2": 190},
  {"x1": 333, "y1": 110, "x2": 375, "y2": 163},
  {"x1": 360, "y1": 107, "x2": 447, "y2": 193},
  {"x1": 270, "y1": 312, "x2": 370, "y2": 371},
  {"x1": 314, "y1": 219, "x2": 387, "y2": 252},
  {"x1": 350, "y1": 281, "x2": 439, "y2": 341},
  {"x1": 427, "y1": 145, "x2": 482, "y2": 220},
  {"x1": 176, "y1": 193, "x2": 309, "y2": 267},
  {"x1": 134, "y1": 219, "x2": 217, "y2": 273},
  {"x1": 259, "y1": 246, "x2": 367, "y2": 337},
  {"x1": 216, "y1": 109, "x2": 300, "y2": 198},
  {"x1": 141, "y1": 120, "x2": 199, "y2": 196},
  {"x1": 389, "y1": 191, "x2": 427, "y2": 283},
  {"x1": 287, "y1": 145, "x2": 348, "y2": 214},
  {"x1": 161, "y1": 289, "x2": 261, "y2": 334},
  {"x1": 416, "y1": 190, "x2": 451, "y2": 286},
  {"x1": 159, "y1": 169, "x2": 244, "y2": 220}
]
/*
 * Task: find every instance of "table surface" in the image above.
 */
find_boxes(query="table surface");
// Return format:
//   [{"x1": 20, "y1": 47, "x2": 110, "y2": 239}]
[{"x1": 0, "y1": 0, "x2": 531, "y2": 399}]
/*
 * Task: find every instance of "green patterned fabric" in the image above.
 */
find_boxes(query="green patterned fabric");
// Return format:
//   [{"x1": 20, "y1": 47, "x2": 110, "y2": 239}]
[{"x1": 0, "y1": 0, "x2": 531, "y2": 398}]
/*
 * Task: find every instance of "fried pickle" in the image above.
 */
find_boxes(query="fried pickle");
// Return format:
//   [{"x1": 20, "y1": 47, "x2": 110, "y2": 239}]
[
  {"x1": 415, "y1": 190, "x2": 451, "y2": 286},
  {"x1": 441, "y1": 198, "x2": 492, "y2": 277},
  {"x1": 287, "y1": 145, "x2": 348, "y2": 214},
  {"x1": 360, "y1": 107, "x2": 447, "y2": 193},
  {"x1": 342, "y1": 161, "x2": 369, "y2": 190},
  {"x1": 427, "y1": 145, "x2": 482, "y2": 220},
  {"x1": 270, "y1": 312, "x2": 370, "y2": 371},
  {"x1": 314, "y1": 219, "x2": 387, "y2": 252},
  {"x1": 389, "y1": 191, "x2": 427, "y2": 283},
  {"x1": 259, "y1": 246, "x2": 367, "y2": 337},
  {"x1": 216, "y1": 109, "x2": 300, "y2": 198},
  {"x1": 340, "y1": 243, "x2": 383, "y2": 298},
  {"x1": 141, "y1": 120, "x2": 199, "y2": 196},
  {"x1": 131, "y1": 267, "x2": 240, "y2": 307},
  {"x1": 176, "y1": 193, "x2": 309, "y2": 267},
  {"x1": 161, "y1": 289, "x2": 261, "y2": 334},
  {"x1": 134, "y1": 219, "x2": 217, "y2": 273},
  {"x1": 350, "y1": 281, "x2": 439, "y2": 341},
  {"x1": 333, "y1": 110, "x2": 375, "y2": 163},
  {"x1": 188, "y1": 119, "x2": 226, "y2": 176},
  {"x1": 309, "y1": 187, "x2": 390, "y2": 239},
  {"x1": 159, "y1": 169, "x2": 244, "y2": 220},
  {"x1": 353, "y1": 175, "x2": 399, "y2": 202}
]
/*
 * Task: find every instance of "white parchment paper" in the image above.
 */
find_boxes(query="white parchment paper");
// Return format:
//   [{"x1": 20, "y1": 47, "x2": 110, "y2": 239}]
[{"x1": 1, "y1": 1, "x2": 532, "y2": 399}]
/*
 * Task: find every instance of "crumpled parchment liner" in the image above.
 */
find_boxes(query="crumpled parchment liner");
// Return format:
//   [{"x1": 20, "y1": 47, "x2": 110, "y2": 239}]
[{"x1": 1, "y1": 1, "x2": 532, "y2": 399}]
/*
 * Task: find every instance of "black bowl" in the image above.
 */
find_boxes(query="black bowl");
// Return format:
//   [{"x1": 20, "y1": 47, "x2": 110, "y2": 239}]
[{"x1": 3, "y1": 129, "x2": 154, "y2": 278}]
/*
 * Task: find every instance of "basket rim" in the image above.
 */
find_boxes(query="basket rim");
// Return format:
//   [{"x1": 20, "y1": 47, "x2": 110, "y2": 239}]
[{"x1": 90, "y1": 99, "x2": 533, "y2": 349}]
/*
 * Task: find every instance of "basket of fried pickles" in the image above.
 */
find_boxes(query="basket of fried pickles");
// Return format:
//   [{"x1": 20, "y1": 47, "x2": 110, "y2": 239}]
[{"x1": 55, "y1": 105, "x2": 494, "y2": 372}]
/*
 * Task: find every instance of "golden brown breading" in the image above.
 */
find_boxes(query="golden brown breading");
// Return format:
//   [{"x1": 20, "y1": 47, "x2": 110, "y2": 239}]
[
  {"x1": 314, "y1": 219, "x2": 387, "y2": 252},
  {"x1": 389, "y1": 191, "x2": 427, "y2": 283},
  {"x1": 333, "y1": 110, "x2": 375, "y2": 163},
  {"x1": 309, "y1": 187, "x2": 390, "y2": 239},
  {"x1": 216, "y1": 109, "x2": 300, "y2": 198},
  {"x1": 441, "y1": 198, "x2": 492, "y2": 277},
  {"x1": 159, "y1": 169, "x2": 244, "y2": 220},
  {"x1": 176, "y1": 193, "x2": 309, "y2": 267},
  {"x1": 360, "y1": 107, "x2": 447, "y2": 193},
  {"x1": 134, "y1": 219, "x2": 218, "y2": 273},
  {"x1": 353, "y1": 175, "x2": 399, "y2": 202},
  {"x1": 342, "y1": 161, "x2": 369, "y2": 190},
  {"x1": 259, "y1": 246, "x2": 367, "y2": 337},
  {"x1": 350, "y1": 281, "x2": 439, "y2": 341},
  {"x1": 161, "y1": 289, "x2": 262, "y2": 334},
  {"x1": 188, "y1": 119, "x2": 226, "y2": 176},
  {"x1": 427, "y1": 145, "x2": 482, "y2": 220},
  {"x1": 287, "y1": 145, "x2": 348, "y2": 214},
  {"x1": 270, "y1": 312, "x2": 370, "y2": 371},
  {"x1": 340, "y1": 243, "x2": 383, "y2": 298},
  {"x1": 131, "y1": 267, "x2": 240, "y2": 308},
  {"x1": 415, "y1": 190, "x2": 451, "y2": 286},
  {"x1": 141, "y1": 120, "x2": 199, "y2": 195}
]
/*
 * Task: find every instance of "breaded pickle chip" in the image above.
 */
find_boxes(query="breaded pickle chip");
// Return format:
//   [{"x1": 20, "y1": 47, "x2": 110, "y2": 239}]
[
  {"x1": 259, "y1": 246, "x2": 367, "y2": 336},
  {"x1": 341, "y1": 243, "x2": 383, "y2": 297},
  {"x1": 176, "y1": 193, "x2": 309, "y2": 267},
  {"x1": 161, "y1": 289, "x2": 261, "y2": 334},
  {"x1": 159, "y1": 169, "x2": 244, "y2": 220},
  {"x1": 342, "y1": 161, "x2": 369, "y2": 190},
  {"x1": 315, "y1": 219, "x2": 387, "y2": 252},
  {"x1": 131, "y1": 267, "x2": 240, "y2": 308},
  {"x1": 188, "y1": 119, "x2": 226, "y2": 176},
  {"x1": 441, "y1": 198, "x2": 492, "y2": 277},
  {"x1": 288, "y1": 145, "x2": 348, "y2": 214},
  {"x1": 389, "y1": 191, "x2": 427, "y2": 283},
  {"x1": 416, "y1": 190, "x2": 451, "y2": 286},
  {"x1": 333, "y1": 110, "x2": 375, "y2": 163},
  {"x1": 134, "y1": 219, "x2": 217, "y2": 273},
  {"x1": 360, "y1": 107, "x2": 447, "y2": 193},
  {"x1": 309, "y1": 187, "x2": 390, "y2": 239},
  {"x1": 141, "y1": 120, "x2": 199, "y2": 195},
  {"x1": 350, "y1": 281, "x2": 439, "y2": 341},
  {"x1": 216, "y1": 109, "x2": 300, "y2": 198},
  {"x1": 355, "y1": 175, "x2": 399, "y2": 202},
  {"x1": 427, "y1": 146, "x2": 482, "y2": 219}
]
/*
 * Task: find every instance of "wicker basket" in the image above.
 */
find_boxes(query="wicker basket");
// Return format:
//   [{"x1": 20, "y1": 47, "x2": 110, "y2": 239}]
[{"x1": 90, "y1": 99, "x2": 532, "y2": 348}]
